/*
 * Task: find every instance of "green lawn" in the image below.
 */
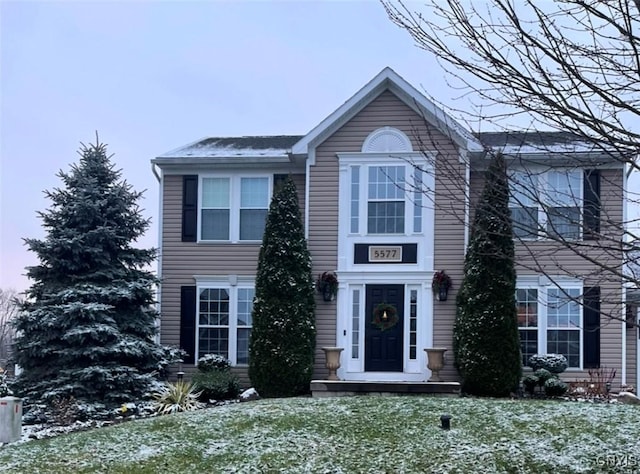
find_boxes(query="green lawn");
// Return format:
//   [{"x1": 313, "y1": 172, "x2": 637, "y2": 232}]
[{"x1": 1, "y1": 396, "x2": 638, "y2": 473}]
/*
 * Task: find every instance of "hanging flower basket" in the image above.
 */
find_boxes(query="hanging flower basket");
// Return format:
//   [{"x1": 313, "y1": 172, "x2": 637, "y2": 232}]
[
  {"x1": 432, "y1": 270, "x2": 452, "y2": 301},
  {"x1": 316, "y1": 271, "x2": 338, "y2": 302},
  {"x1": 371, "y1": 302, "x2": 399, "y2": 332}
]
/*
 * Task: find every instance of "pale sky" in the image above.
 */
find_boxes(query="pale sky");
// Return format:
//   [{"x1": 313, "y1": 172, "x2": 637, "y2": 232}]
[
  {"x1": 1, "y1": 0, "x2": 455, "y2": 292},
  {"x1": 1, "y1": 1, "x2": 637, "y2": 293}
]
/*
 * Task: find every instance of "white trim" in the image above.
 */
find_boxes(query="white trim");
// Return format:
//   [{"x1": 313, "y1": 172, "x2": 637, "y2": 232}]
[
  {"x1": 362, "y1": 127, "x2": 413, "y2": 153},
  {"x1": 337, "y1": 152, "x2": 435, "y2": 273},
  {"x1": 197, "y1": 174, "x2": 272, "y2": 243},
  {"x1": 517, "y1": 276, "x2": 584, "y2": 369},
  {"x1": 336, "y1": 274, "x2": 433, "y2": 381},
  {"x1": 621, "y1": 165, "x2": 628, "y2": 385},
  {"x1": 463, "y1": 149, "x2": 470, "y2": 252},
  {"x1": 509, "y1": 167, "x2": 584, "y2": 241},
  {"x1": 194, "y1": 275, "x2": 255, "y2": 366},
  {"x1": 154, "y1": 166, "x2": 164, "y2": 344},
  {"x1": 291, "y1": 67, "x2": 482, "y2": 157}
]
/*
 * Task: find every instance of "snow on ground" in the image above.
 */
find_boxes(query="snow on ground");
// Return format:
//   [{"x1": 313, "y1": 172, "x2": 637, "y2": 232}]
[{"x1": 0, "y1": 396, "x2": 638, "y2": 473}]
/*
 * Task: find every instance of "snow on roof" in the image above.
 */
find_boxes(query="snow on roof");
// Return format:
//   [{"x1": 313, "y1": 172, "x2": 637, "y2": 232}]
[
  {"x1": 159, "y1": 135, "x2": 304, "y2": 158},
  {"x1": 477, "y1": 131, "x2": 603, "y2": 155}
]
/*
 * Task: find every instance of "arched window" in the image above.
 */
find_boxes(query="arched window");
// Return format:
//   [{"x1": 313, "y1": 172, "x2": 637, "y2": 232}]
[{"x1": 361, "y1": 127, "x2": 413, "y2": 153}]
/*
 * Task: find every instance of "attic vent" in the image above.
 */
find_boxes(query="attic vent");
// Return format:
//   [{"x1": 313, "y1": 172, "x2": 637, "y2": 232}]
[{"x1": 362, "y1": 127, "x2": 413, "y2": 153}]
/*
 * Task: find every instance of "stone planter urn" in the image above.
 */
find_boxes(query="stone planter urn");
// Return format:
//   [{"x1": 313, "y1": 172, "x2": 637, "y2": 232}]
[
  {"x1": 322, "y1": 347, "x2": 344, "y2": 381},
  {"x1": 425, "y1": 348, "x2": 447, "y2": 382}
]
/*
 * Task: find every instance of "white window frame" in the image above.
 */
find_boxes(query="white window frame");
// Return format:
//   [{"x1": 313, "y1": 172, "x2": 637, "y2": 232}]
[
  {"x1": 517, "y1": 277, "x2": 583, "y2": 369},
  {"x1": 509, "y1": 168, "x2": 583, "y2": 241},
  {"x1": 346, "y1": 159, "x2": 429, "y2": 237},
  {"x1": 198, "y1": 174, "x2": 272, "y2": 243},
  {"x1": 195, "y1": 279, "x2": 255, "y2": 366}
]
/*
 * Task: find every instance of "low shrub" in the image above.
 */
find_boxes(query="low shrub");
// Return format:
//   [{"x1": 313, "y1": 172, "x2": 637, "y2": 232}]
[
  {"x1": 197, "y1": 354, "x2": 232, "y2": 372},
  {"x1": 50, "y1": 396, "x2": 80, "y2": 425},
  {"x1": 544, "y1": 377, "x2": 569, "y2": 397},
  {"x1": 533, "y1": 368, "x2": 554, "y2": 386},
  {"x1": 152, "y1": 381, "x2": 203, "y2": 415},
  {"x1": 192, "y1": 370, "x2": 240, "y2": 401},
  {"x1": 522, "y1": 374, "x2": 539, "y2": 395},
  {"x1": 528, "y1": 354, "x2": 568, "y2": 374}
]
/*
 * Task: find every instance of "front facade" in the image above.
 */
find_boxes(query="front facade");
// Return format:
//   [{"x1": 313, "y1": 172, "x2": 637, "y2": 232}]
[{"x1": 152, "y1": 68, "x2": 635, "y2": 389}]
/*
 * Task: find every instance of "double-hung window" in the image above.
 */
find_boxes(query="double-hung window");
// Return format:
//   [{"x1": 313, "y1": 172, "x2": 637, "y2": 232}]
[
  {"x1": 546, "y1": 171, "x2": 581, "y2": 240},
  {"x1": 367, "y1": 165, "x2": 406, "y2": 234},
  {"x1": 197, "y1": 286, "x2": 254, "y2": 365},
  {"x1": 516, "y1": 283, "x2": 583, "y2": 368},
  {"x1": 509, "y1": 169, "x2": 582, "y2": 240},
  {"x1": 546, "y1": 288, "x2": 581, "y2": 368},
  {"x1": 348, "y1": 163, "x2": 425, "y2": 236},
  {"x1": 200, "y1": 176, "x2": 270, "y2": 242},
  {"x1": 510, "y1": 172, "x2": 539, "y2": 239}
]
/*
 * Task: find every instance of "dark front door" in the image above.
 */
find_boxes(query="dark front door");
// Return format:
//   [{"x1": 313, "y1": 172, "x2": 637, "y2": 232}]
[{"x1": 365, "y1": 284, "x2": 404, "y2": 372}]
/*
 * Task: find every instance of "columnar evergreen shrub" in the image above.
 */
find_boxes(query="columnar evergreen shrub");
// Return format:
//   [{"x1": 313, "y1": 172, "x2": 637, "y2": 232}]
[
  {"x1": 12, "y1": 138, "x2": 181, "y2": 406},
  {"x1": 453, "y1": 153, "x2": 522, "y2": 396},
  {"x1": 249, "y1": 177, "x2": 316, "y2": 397}
]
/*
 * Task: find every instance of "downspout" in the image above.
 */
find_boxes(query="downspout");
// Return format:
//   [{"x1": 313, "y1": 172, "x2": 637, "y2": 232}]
[
  {"x1": 621, "y1": 163, "x2": 629, "y2": 385},
  {"x1": 152, "y1": 162, "x2": 163, "y2": 344}
]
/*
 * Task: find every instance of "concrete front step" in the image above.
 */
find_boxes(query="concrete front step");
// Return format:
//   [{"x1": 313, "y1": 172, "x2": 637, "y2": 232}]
[{"x1": 310, "y1": 380, "x2": 461, "y2": 398}]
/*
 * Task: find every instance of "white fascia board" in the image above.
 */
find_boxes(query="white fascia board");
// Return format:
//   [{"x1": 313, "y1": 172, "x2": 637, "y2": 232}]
[
  {"x1": 292, "y1": 67, "x2": 481, "y2": 157},
  {"x1": 152, "y1": 155, "x2": 291, "y2": 166}
]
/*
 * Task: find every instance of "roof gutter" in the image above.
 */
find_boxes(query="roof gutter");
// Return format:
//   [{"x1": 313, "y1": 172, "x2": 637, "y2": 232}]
[{"x1": 151, "y1": 163, "x2": 161, "y2": 182}]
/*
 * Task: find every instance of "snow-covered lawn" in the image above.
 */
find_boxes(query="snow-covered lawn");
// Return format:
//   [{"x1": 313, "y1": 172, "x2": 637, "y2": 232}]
[{"x1": 1, "y1": 396, "x2": 638, "y2": 473}]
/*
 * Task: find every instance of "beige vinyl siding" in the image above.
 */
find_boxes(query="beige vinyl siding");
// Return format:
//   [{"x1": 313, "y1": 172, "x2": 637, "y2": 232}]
[
  {"x1": 309, "y1": 90, "x2": 467, "y2": 379},
  {"x1": 470, "y1": 167, "x2": 629, "y2": 387},
  {"x1": 159, "y1": 172, "x2": 306, "y2": 385}
]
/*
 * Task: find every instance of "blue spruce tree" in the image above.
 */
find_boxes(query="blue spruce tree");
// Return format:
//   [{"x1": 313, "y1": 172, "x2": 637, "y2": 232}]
[{"x1": 13, "y1": 138, "x2": 178, "y2": 406}]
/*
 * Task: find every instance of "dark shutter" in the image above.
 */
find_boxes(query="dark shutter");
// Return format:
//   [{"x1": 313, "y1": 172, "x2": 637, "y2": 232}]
[
  {"x1": 583, "y1": 170, "x2": 600, "y2": 240},
  {"x1": 273, "y1": 173, "x2": 288, "y2": 192},
  {"x1": 583, "y1": 286, "x2": 600, "y2": 369},
  {"x1": 180, "y1": 285, "x2": 197, "y2": 364},
  {"x1": 182, "y1": 175, "x2": 198, "y2": 242}
]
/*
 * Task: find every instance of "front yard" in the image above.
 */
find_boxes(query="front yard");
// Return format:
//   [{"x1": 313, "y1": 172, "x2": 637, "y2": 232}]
[{"x1": 0, "y1": 396, "x2": 638, "y2": 473}]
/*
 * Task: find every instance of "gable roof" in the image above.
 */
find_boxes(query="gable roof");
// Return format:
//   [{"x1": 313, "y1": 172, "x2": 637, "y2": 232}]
[{"x1": 291, "y1": 67, "x2": 483, "y2": 159}]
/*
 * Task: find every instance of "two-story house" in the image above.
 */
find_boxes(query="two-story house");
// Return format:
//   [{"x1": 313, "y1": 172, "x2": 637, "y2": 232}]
[{"x1": 151, "y1": 68, "x2": 636, "y2": 391}]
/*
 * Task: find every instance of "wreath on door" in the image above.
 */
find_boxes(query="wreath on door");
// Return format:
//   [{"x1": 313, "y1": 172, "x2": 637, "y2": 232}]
[{"x1": 371, "y1": 302, "x2": 399, "y2": 332}]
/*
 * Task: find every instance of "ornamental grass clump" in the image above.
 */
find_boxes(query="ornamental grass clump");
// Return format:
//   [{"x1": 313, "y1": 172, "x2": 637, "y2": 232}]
[{"x1": 152, "y1": 381, "x2": 203, "y2": 415}]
